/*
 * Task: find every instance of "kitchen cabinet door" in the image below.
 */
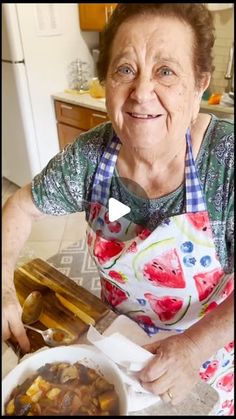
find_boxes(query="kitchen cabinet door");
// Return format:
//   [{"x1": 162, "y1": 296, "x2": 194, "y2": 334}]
[
  {"x1": 54, "y1": 101, "x2": 91, "y2": 131},
  {"x1": 89, "y1": 110, "x2": 109, "y2": 128},
  {"x1": 54, "y1": 99, "x2": 109, "y2": 150},
  {"x1": 57, "y1": 123, "x2": 85, "y2": 150},
  {"x1": 79, "y1": 4, "x2": 117, "y2": 31}
]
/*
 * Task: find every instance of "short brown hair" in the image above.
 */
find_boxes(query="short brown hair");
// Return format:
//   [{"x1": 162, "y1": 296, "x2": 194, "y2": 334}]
[{"x1": 97, "y1": 3, "x2": 215, "y2": 84}]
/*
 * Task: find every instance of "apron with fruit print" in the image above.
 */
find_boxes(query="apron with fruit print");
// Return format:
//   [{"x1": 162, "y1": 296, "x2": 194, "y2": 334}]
[{"x1": 86, "y1": 130, "x2": 234, "y2": 416}]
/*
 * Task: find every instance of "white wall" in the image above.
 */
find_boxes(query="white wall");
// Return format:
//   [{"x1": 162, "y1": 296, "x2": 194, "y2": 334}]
[
  {"x1": 16, "y1": 4, "x2": 98, "y2": 169},
  {"x1": 210, "y1": 7, "x2": 234, "y2": 93}
]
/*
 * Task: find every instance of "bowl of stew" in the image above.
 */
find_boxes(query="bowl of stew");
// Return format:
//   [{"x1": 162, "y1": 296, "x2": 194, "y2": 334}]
[{"x1": 2, "y1": 344, "x2": 128, "y2": 416}]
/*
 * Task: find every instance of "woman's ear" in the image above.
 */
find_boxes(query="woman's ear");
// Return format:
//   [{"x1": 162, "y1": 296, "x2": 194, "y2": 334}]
[
  {"x1": 198, "y1": 72, "x2": 211, "y2": 99},
  {"x1": 192, "y1": 73, "x2": 211, "y2": 121}
]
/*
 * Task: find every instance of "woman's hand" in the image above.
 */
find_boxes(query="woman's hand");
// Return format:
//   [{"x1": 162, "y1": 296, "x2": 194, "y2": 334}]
[
  {"x1": 2, "y1": 285, "x2": 30, "y2": 353},
  {"x1": 137, "y1": 333, "x2": 203, "y2": 405}
]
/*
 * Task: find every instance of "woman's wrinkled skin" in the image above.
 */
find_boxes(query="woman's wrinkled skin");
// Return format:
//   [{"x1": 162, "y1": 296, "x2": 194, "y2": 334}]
[
  {"x1": 105, "y1": 15, "x2": 209, "y2": 154},
  {"x1": 137, "y1": 333, "x2": 203, "y2": 405}
]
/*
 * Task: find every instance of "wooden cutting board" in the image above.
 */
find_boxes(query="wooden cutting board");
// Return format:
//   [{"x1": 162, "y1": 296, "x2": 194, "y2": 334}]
[{"x1": 12, "y1": 258, "x2": 110, "y2": 353}]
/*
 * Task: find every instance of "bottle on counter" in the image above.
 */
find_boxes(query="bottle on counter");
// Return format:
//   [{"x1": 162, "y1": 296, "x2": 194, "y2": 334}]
[{"x1": 88, "y1": 77, "x2": 105, "y2": 98}]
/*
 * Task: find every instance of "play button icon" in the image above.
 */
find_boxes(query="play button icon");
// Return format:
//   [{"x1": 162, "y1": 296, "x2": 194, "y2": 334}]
[
  {"x1": 86, "y1": 175, "x2": 152, "y2": 241},
  {"x1": 108, "y1": 198, "x2": 131, "y2": 222}
]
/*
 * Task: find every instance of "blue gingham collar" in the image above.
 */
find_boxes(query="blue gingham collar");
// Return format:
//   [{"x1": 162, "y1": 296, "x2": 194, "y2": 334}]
[
  {"x1": 185, "y1": 129, "x2": 206, "y2": 212},
  {"x1": 91, "y1": 129, "x2": 206, "y2": 213}
]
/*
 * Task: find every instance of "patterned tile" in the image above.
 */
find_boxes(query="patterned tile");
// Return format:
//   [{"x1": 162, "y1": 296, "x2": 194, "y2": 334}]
[{"x1": 47, "y1": 239, "x2": 101, "y2": 297}]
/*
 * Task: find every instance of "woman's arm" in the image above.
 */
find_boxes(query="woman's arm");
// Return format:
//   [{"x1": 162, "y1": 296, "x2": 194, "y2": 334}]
[{"x1": 2, "y1": 184, "x2": 46, "y2": 351}]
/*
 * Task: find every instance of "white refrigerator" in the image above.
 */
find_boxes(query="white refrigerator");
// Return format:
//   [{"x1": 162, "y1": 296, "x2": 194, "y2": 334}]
[{"x1": 2, "y1": 3, "x2": 97, "y2": 187}]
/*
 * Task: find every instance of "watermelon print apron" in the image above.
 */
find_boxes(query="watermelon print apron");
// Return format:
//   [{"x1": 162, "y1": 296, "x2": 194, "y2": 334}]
[{"x1": 86, "y1": 130, "x2": 234, "y2": 416}]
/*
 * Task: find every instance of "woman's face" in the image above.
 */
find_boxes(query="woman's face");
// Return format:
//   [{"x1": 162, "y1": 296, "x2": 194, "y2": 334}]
[{"x1": 105, "y1": 14, "x2": 208, "y2": 149}]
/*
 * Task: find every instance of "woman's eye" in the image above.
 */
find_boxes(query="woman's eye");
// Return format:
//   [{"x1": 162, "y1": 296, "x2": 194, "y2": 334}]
[
  {"x1": 117, "y1": 66, "x2": 134, "y2": 76},
  {"x1": 159, "y1": 67, "x2": 174, "y2": 77}
]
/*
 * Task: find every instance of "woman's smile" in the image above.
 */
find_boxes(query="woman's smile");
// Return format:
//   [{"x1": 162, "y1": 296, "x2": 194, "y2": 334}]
[{"x1": 126, "y1": 112, "x2": 163, "y2": 120}]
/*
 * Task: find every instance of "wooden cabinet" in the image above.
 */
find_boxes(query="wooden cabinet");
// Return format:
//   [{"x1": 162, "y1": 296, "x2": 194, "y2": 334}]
[
  {"x1": 79, "y1": 4, "x2": 117, "y2": 31},
  {"x1": 57, "y1": 123, "x2": 84, "y2": 150},
  {"x1": 89, "y1": 111, "x2": 108, "y2": 128},
  {"x1": 54, "y1": 100, "x2": 109, "y2": 150}
]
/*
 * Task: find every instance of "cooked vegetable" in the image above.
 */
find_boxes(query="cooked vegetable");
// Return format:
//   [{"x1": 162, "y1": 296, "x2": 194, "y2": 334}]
[
  {"x1": 6, "y1": 399, "x2": 15, "y2": 415},
  {"x1": 60, "y1": 365, "x2": 78, "y2": 383},
  {"x1": 4, "y1": 362, "x2": 120, "y2": 416},
  {"x1": 98, "y1": 390, "x2": 119, "y2": 411},
  {"x1": 45, "y1": 388, "x2": 61, "y2": 400}
]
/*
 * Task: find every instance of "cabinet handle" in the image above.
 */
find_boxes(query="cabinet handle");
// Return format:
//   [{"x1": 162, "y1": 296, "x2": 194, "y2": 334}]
[
  {"x1": 61, "y1": 104, "x2": 73, "y2": 110},
  {"x1": 92, "y1": 113, "x2": 107, "y2": 119},
  {"x1": 106, "y1": 6, "x2": 113, "y2": 21},
  {"x1": 105, "y1": 6, "x2": 108, "y2": 23}
]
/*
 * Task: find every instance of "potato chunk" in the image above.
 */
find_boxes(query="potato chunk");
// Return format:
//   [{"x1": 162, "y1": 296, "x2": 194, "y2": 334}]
[
  {"x1": 46, "y1": 387, "x2": 61, "y2": 400},
  {"x1": 98, "y1": 390, "x2": 119, "y2": 411},
  {"x1": 6, "y1": 399, "x2": 15, "y2": 415}
]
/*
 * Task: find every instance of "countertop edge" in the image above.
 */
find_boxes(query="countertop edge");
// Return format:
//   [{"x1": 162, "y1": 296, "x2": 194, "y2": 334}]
[{"x1": 52, "y1": 92, "x2": 107, "y2": 113}]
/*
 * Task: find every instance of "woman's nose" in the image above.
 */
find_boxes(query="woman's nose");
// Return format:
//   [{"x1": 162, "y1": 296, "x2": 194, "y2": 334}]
[{"x1": 130, "y1": 76, "x2": 156, "y2": 103}]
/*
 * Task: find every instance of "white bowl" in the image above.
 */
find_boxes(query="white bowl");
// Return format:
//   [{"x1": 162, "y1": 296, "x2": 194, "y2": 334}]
[{"x1": 2, "y1": 344, "x2": 128, "y2": 416}]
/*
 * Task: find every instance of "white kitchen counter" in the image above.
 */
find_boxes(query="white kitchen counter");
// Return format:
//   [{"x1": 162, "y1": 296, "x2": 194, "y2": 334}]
[
  {"x1": 52, "y1": 92, "x2": 234, "y2": 119},
  {"x1": 200, "y1": 99, "x2": 234, "y2": 115},
  {"x1": 200, "y1": 99, "x2": 234, "y2": 121},
  {"x1": 52, "y1": 91, "x2": 107, "y2": 112}
]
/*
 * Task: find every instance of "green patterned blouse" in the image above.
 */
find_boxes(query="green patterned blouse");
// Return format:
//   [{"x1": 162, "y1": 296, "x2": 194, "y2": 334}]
[{"x1": 32, "y1": 114, "x2": 234, "y2": 274}]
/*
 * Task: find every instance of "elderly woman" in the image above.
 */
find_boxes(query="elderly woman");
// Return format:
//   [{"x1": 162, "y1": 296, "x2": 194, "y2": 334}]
[{"x1": 3, "y1": 3, "x2": 234, "y2": 415}]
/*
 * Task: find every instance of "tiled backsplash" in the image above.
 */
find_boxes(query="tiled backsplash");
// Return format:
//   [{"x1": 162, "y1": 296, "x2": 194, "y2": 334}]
[{"x1": 210, "y1": 8, "x2": 234, "y2": 94}]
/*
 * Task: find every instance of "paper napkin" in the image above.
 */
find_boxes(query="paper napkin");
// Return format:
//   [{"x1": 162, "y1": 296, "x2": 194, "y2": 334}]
[{"x1": 87, "y1": 325, "x2": 161, "y2": 412}]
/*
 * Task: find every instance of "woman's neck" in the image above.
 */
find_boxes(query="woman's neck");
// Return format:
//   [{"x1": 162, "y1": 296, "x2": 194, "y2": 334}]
[
  {"x1": 116, "y1": 114, "x2": 211, "y2": 199},
  {"x1": 117, "y1": 113, "x2": 211, "y2": 172},
  {"x1": 119, "y1": 137, "x2": 187, "y2": 174},
  {"x1": 117, "y1": 139, "x2": 187, "y2": 199}
]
